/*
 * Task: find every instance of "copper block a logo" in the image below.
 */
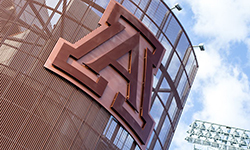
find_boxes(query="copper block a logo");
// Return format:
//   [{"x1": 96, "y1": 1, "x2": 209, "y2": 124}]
[{"x1": 45, "y1": 1, "x2": 165, "y2": 145}]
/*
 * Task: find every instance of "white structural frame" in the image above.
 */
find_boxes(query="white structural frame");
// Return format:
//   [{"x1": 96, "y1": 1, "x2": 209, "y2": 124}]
[{"x1": 185, "y1": 120, "x2": 250, "y2": 150}]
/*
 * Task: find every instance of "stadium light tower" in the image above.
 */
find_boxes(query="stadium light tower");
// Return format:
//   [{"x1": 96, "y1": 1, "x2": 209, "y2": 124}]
[{"x1": 185, "y1": 120, "x2": 250, "y2": 150}]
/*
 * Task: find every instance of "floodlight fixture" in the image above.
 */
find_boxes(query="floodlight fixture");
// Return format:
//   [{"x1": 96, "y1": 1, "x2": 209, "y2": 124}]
[
  {"x1": 207, "y1": 124, "x2": 215, "y2": 132},
  {"x1": 171, "y1": 3, "x2": 182, "y2": 11},
  {"x1": 191, "y1": 121, "x2": 198, "y2": 128},
  {"x1": 185, "y1": 120, "x2": 250, "y2": 150},
  {"x1": 193, "y1": 43, "x2": 205, "y2": 51},
  {"x1": 233, "y1": 130, "x2": 240, "y2": 137},
  {"x1": 242, "y1": 131, "x2": 249, "y2": 139},
  {"x1": 198, "y1": 123, "x2": 206, "y2": 131},
  {"x1": 239, "y1": 138, "x2": 247, "y2": 146},
  {"x1": 216, "y1": 127, "x2": 223, "y2": 134},
  {"x1": 196, "y1": 129, "x2": 203, "y2": 138},
  {"x1": 205, "y1": 131, "x2": 212, "y2": 139},
  {"x1": 213, "y1": 132, "x2": 221, "y2": 141}
]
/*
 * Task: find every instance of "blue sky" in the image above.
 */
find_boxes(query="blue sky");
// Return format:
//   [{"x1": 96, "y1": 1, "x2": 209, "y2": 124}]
[{"x1": 163, "y1": 0, "x2": 250, "y2": 149}]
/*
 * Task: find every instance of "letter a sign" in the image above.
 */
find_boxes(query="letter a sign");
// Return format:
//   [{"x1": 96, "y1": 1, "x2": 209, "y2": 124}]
[{"x1": 44, "y1": 1, "x2": 165, "y2": 148}]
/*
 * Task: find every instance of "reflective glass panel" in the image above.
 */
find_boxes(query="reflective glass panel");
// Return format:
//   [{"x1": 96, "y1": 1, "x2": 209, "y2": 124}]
[
  {"x1": 167, "y1": 52, "x2": 181, "y2": 80},
  {"x1": 150, "y1": 96, "x2": 164, "y2": 128},
  {"x1": 168, "y1": 98, "x2": 178, "y2": 121},
  {"x1": 159, "y1": 117, "x2": 171, "y2": 144}
]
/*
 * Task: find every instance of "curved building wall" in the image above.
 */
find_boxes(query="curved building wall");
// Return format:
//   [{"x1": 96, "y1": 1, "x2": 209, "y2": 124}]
[{"x1": 0, "y1": 0, "x2": 198, "y2": 150}]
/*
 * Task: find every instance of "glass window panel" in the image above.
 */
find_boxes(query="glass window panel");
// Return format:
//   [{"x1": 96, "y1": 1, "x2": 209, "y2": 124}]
[
  {"x1": 153, "y1": 140, "x2": 162, "y2": 150},
  {"x1": 176, "y1": 33, "x2": 190, "y2": 60},
  {"x1": 122, "y1": 0, "x2": 137, "y2": 14},
  {"x1": 146, "y1": 131, "x2": 154, "y2": 148},
  {"x1": 57, "y1": 0, "x2": 63, "y2": 12},
  {"x1": 162, "y1": 13, "x2": 171, "y2": 31},
  {"x1": 177, "y1": 73, "x2": 188, "y2": 99},
  {"x1": 95, "y1": 0, "x2": 110, "y2": 9},
  {"x1": 168, "y1": 98, "x2": 178, "y2": 121},
  {"x1": 146, "y1": 0, "x2": 159, "y2": 18},
  {"x1": 165, "y1": 16, "x2": 181, "y2": 45},
  {"x1": 142, "y1": 15, "x2": 151, "y2": 27},
  {"x1": 131, "y1": 0, "x2": 140, "y2": 5},
  {"x1": 153, "y1": 75, "x2": 158, "y2": 88},
  {"x1": 148, "y1": 22, "x2": 158, "y2": 36},
  {"x1": 139, "y1": 0, "x2": 149, "y2": 11},
  {"x1": 47, "y1": 6, "x2": 53, "y2": 16},
  {"x1": 90, "y1": 7, "x2": 103, "y2": 18},
  {"x1": 104, "y1": 118, "x2": 117, "y2": 140},
  {"x1": 114, "y1": 128, "x2": 128, "y2": 149},
  {"x1": 188, "y1": 64, "x2": 198, "y2": 87},
  {"x1": 147, "y1": 131, "x2": 156, "y2": 149},
  {"x1": 159, "y1": 117, "x2": 171, "y2": 144},
  {"x1": 123, "y1": 134, "x2": 133, "y2": 150},
  {"x1": 135, "y1": 145, "x2": 141, "y2": 150},
  {"x1": 158, "y1": 92, "x2": 170, "y2": 105},
  {"x1": 119, "y1": 131, "x2": 128, "y2": 148},
  {"x1": 153, "y1": 69, "x2": 162, "y2": 88},
  {"x1": 186, "y1": 52, "x2": 198, "y2": 85},
  {"x1": 50, "y1": 12, "x2": 61, "y2": 28},
  {"x1": 181, "y1": 86, "x2": 190, "y2": 105},
  {"x1": 46, "y1": 0, "x2": 61, "y2": 10},
  {"x1": 153, "y1": 3, "x2": 168, "y2": 27},
  {"x1": 150, "y1": 97, "x2": 164, "y2": 129},
  {"x1": 114, "y1": 127, "x2": 123, "y2": 145},
  {"x1": 160, "y1": 78, "x2": 170, "y2": 89},
  {"x1": 185, "y1": 51, "x2": 195, "y2": 75},
  {"x1": 134, "y1": 8, "x2": 143, "y2": 19},
  {"x1": 167, "y1": 52, "x2": 181, "y2": 81},
  {"x1": 160, "y1": 36, "x2": 172, "y2": 66}
]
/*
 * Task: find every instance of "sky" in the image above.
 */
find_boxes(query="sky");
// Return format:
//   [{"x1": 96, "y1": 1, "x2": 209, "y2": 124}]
[{"x1": 162, "y1": 0, "x2": 250, "y2": 149}]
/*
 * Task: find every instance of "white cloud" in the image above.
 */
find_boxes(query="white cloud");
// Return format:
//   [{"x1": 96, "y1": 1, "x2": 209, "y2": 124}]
[
  {"x1": 194, "y1": 63, "x2": 250, "y2": 128},
  {"x1": 170, "y1": 123, "x2": 194, "y2": 150},
  {"x1": 183, "y1": 0, "x2": 250, "y2": 129},
  {"x1": 171, "y1": 45, "x2": 250, "y2": 149},
  {"x1": 187, "y1": 0, "x2": 250, "y2": 43},
  {"x1": 171, "y1": 45, "x2": 250, "y2": 150},
  {"x1": 170, "y1": 0, "x2": 250, "y2": 149}
]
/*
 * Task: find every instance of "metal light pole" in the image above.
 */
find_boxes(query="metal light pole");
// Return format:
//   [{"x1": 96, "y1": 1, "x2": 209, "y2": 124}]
[{"x1": 185, "y1": 120, "x2": 250, "y2": 150}]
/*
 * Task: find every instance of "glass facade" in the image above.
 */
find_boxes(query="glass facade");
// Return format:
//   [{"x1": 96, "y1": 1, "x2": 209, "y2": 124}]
[{"x1": 0, "y1": 0, "x2": 198, "y2": 149}]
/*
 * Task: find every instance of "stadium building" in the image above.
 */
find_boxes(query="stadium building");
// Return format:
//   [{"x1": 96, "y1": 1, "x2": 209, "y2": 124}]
[{"x1": 0, "y1": 0, "x2": 198, "y2": 149}]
